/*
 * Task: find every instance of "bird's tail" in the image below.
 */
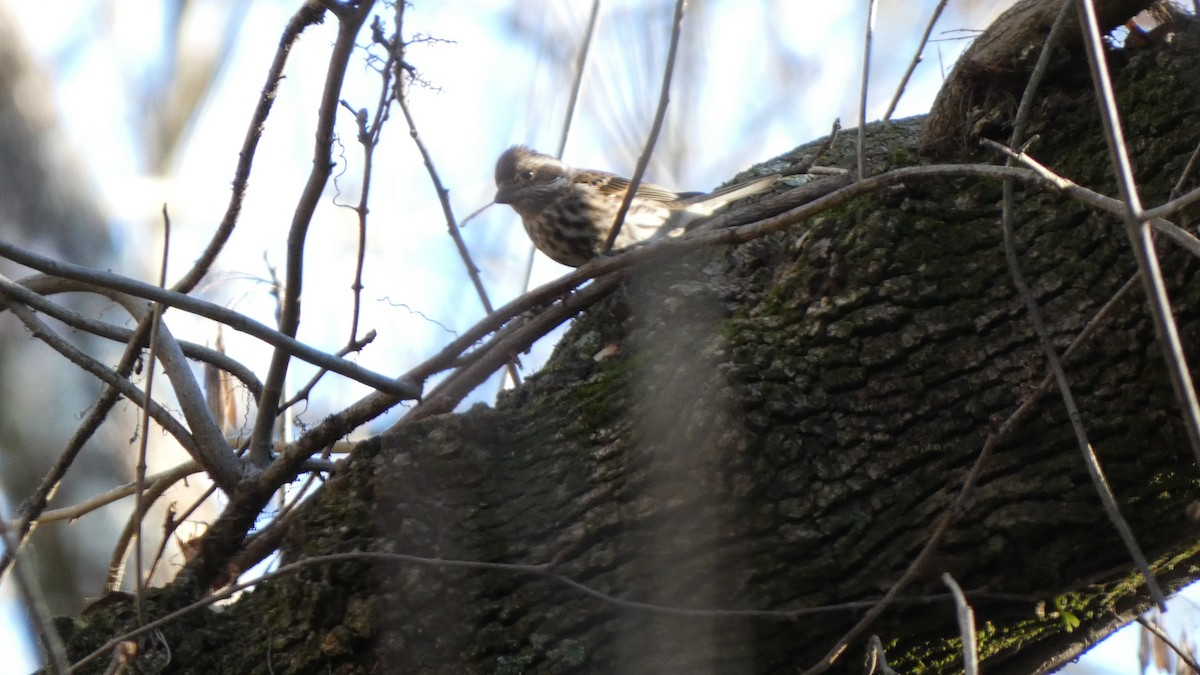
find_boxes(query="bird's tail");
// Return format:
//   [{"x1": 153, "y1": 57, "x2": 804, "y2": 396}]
[{"x1": 682, "y1": 174, "x2": 778, "y2": 215}]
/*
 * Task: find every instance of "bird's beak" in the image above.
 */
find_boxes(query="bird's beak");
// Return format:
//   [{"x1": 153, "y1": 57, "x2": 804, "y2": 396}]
[{"x1": 494, "y1": 185, "x2": 514, "y2": 205}]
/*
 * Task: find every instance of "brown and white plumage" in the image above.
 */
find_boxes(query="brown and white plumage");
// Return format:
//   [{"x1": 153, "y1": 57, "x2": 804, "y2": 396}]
[{"x1": 493, "y1": 145, "x2": 776, "y2": 267}]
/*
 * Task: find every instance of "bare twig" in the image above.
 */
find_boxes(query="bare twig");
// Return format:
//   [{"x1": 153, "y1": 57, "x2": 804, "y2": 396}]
[
  {"x1": 0, "y1": 306, "x2": 157, "y2": 583},
  {"x1": 864, "y1": 636, "x2": 898, "y2": 675},
  {"x1": 13, "y1": 6, "x2": 321, "y2": 574},
  {"x1": 0, "y1": 274, "x2": 244, "y2": 490},
  {"x1": 507, "y1": 0, "x2": 604, "y2": 391},
  {"x1": 143, "y1": 505, "x2": 179, "y2": 597},
  {"x1": 343, "y1": 15, "x2": 399, "y2": 344},
  {"x1": 0, "y1": 239, "x2": 418, "y2": 398},
  {"x1": 984, "y1": 140, "x2": 1200, "y2": 260},
  {"x1": 249, "y1": 1, "x2": 377, "y2": 465},
  {"x1": 0, "y1": 516, "x2": 69, "y2": 674},
  {"x1": 857, "y1": 0, "x2": 879, "y2": 179},
  {"x1": 103, "y1": 460, "x2": 202, "y2": 594},
  {"x1": 942, "y1": 574, "x2": 978, "y2": 675},
  {"x1": 1075, "y1": 0, "x2": 1200, "y2": 474},
  {"x1": 173, "y1": 1, "x2": 326, "y2": 295},
  {"x1": 1170, "y1": 137, "x2": 1200, "y2": 201},
  {"x1": 783, "y1": 119, "x2": 841, "y2": 177},
  {"x1": 997, "y1": 0, "x2": 1163, "y2": 609},
  {"x1": 394, "y1": 84, "x2": 496, "y2": 321},
  {"x1": 132, "y1": 205, "x2": 174, "y2": 623},
  {"x1": 1136, "y1": 613, "x2": 1200, "y2": 673},
  {"x1": 392, "y1": 6, "x2": 517, "y2": 388},
  {"x1": 0, "y1": 284, "x2": 242, "y2": 534},
  {"x1": 0, "y1": 280, "x2": 213, "y2": 473},
  {"x1": 144, "y1": 484, "x2": 216, "y2": 586},
  {"x1": 15, "y1": 462, "x2": 202, "y2": 526},
  {"x1": 405, "y1": 274, "x2": 624, "y2": 421},
  {"x1": 73, "y1": 549, "x2": 987, "y2": 674},
  {"x1": 601, "y1": 0, "x2": 687, "y2": 254},
  {"x1": 8, "y1": 274, "x2": 262, "y2": 396},
  {"x1": 278, "y1": 330, "x2": 377, "y2": 414},
  {"x1": 555, "y1": 0, "x2": 602, "y2": 160},
  {"x1": 883, "y1": 0, "x2": 949, "y2": 121}
]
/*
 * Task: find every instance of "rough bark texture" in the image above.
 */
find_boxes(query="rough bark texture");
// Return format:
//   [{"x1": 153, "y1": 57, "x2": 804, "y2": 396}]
[
  {"x1": 918, "y1": 0, "x2": 1156, "y2": 157},
  {"x1": 55, "y1": 17, "x2": 1200, "y2": 675}
]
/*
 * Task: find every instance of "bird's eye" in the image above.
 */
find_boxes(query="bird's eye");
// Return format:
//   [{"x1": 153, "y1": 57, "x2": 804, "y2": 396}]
[{"x1": 521, "y1": 169, "x2": 535, "y2": 181}]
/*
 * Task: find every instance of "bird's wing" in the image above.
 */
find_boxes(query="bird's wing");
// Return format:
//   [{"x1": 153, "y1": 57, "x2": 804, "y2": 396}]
[{"x1": 575, "y1": 169, "x2": 682, "y2": 203}]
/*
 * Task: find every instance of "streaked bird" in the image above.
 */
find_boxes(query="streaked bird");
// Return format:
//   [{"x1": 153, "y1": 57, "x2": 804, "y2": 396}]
[{"x1": 494, "y1": 145, "x2": 776, "y2": 267}]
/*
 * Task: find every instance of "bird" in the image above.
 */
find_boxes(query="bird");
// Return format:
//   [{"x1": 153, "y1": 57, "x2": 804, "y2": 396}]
[{"x1": 493, "y1": 145, "x2": 776, "y2": 267}]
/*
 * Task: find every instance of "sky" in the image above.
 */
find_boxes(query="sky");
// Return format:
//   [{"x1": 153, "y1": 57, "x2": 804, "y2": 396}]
[
  {"x1": 0, "y1": 0, "x2": 1188, "y2": 672},
  {"x1": 0, "y1": 0, "x2": 977, "y2": 433}
]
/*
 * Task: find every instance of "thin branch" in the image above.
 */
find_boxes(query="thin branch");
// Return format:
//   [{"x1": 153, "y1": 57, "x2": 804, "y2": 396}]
[
  {"x1": 103, "y1": 458, "x2": 202, "y2": 595},
  {"x1": 1076, "y1": 0, "x2": 1200, "y2": 474},
  {"x1": 344, "y1": 14, "x2": 398, "y2": 344},
  {"x1": 72, "y1": 549, "x2": 988, "y2": 674},
  {"x1": 0, "y1": 305, "x2": 158, "y2": 584},
  {"x1": 555, "y1": 0, "x2": 602, "y2": 159},
  {"x1": 864, "y1": 636, "x2": 898, "y2": 675},
  {"x1": 883, "y1": 0, "x2": 949, "y2": 122},
  {"x1": 601, "y1": 0, "x2": 687, "y2": 254},
  {"x1": 16, "y1": 462, "x2": 202, "y2": 526},
  {"x1": 133, "y1": 299, "x2": 246, "y2": 493},
  {"x1": 983, "y1": 140, "x2": 1200, "y2": 260},
  {"x1": 1170, "y1": 136, "x2": 1200, "y2": 200},
  {"x1": 1150, "y1": 180, "x2": 1200, "y2": 222},
  {"x1": 800, "y1": 269, "x2": 1147, "y2": 674},
  {"x1": 783, "y1": 119, "x2": 841, "y2": 177},
  {"x1": 396, "y1": 79, "x2": 510, "y2": 320},
  {"x1": 395, "y1": 90, "x2": 497, "y2": 320},
  {"x1": 8, "y1": 274, "x2": 262, "y2": 397},
  {"x1": 133, "y1": 206, "x2": 174, "y2": 624},
  {"x1": 0, "y1": 273, "x2": 244, "y2": 491},
  {"x1": 0, "y1": 238, "x2": 419, "y2": 398},
  {"x1": 143, "y1": 505, "x2": 181, "y2": 598},
  {"x1": 998, "y1": 0, "x2": 1163, "y2": 609},
  {"x1": 392, "y1": 6, "x2": 518, "y2": 387},
  {"x1": 0, "y1": 282, "x2": 210, "y2": 471},
  {"x1": 0, "y1": 517, "x2": 69, "y2": 674},
  {"x1": 405, "y1": 274, "x2": 624, "y2": 421},
  {"x1": 173, "y1": 1, "x2": 326, "y2": 295},
  {"x1": 1, "y1": 3, "x2": 365, "y2": 603},
  {"x1": 278, "y1": 330, "x2": 376, "y2": 414},
  {"x1": 1136, "y1": 614, "x2": 1200, "y2": 673},
  {"x1": 942, "y1": 574, "x2": 979, "y2": 675},
  {"x1": 856, "y1": 0, "x2": 878, "y2": 179},
  {"x1": 249, "y1": 0, "x2": 377, "y2": 464}
]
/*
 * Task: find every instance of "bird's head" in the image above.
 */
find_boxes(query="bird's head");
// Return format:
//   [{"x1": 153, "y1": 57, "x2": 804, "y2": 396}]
[{"x1": 493, "y1": 145, "x2": 569, "y2": 209}]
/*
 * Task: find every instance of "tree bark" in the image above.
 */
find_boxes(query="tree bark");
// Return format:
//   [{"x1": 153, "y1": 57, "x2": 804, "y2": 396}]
[{"x1": 56, "y1": 16, "x2": 1200, "y2": 675}]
